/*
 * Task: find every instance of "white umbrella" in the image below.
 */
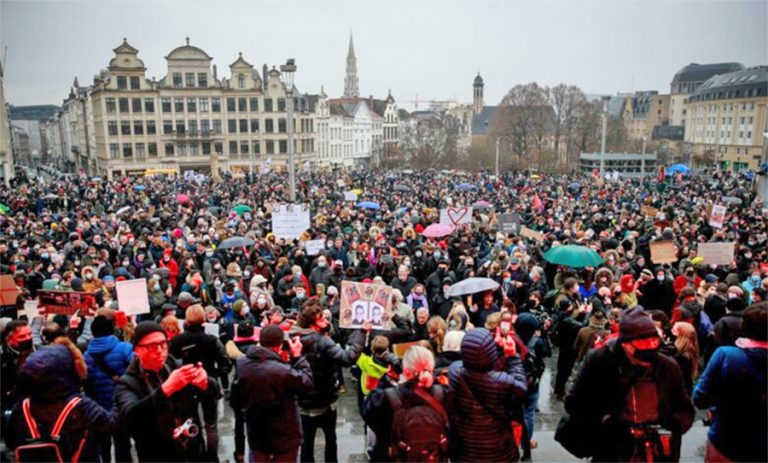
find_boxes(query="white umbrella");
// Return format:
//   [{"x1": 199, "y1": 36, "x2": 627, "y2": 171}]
[{"x1": 445, "y1": 277, "x2": 500, "y2": 297}]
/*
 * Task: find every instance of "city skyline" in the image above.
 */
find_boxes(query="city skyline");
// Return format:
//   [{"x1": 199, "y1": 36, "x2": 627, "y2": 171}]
[{"x1": 1, "y1": 0, "x2": 766, "y2": 109}]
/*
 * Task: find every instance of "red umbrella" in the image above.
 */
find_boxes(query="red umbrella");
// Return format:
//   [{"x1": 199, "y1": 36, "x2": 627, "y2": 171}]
[
  {"x1": 421, "y1": 223, "x2": 455, "y2": 238},
  {"x1": 176, "y1": 193, "x2": 189, "y2": 204}
]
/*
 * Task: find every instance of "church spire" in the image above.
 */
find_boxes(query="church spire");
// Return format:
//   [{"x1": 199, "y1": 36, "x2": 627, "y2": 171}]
[{"x1": 344, "y1": 33, "x2": 359, "y2": 98}]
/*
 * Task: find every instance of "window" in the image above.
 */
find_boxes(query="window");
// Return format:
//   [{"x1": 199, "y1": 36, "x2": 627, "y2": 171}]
[
  {"x1": 148, "y1": 142, "x2": 157, "y2": 156},
  {"x1": 165, "y1": 143, "x2": 174, "y2": 156},
  {"x1": 229, "y1": 141, "x2": 238, "y2": 155},
  {"x1": 146, "y1": 121, "x2": 156, "y2": 134},
  {"x1": 108, "y1": 121, "x2": 118, "y2": 136},
  {"x1": 213, "y1": 120, "x2": 222, "y2": 134},
  {"x1": 279, "y1": 140, "x2": 287, "y2": 153},
  {"x1": 130, "y1": 76, "x2": 140, "y2": 90},
  {"x1": 253, "y1": 141, "x2": 260, "y2": 154},
  {"x1": 133, "y1": 121, "x2": 143, "y2": 135},
  {"x1": 110, "y1": 143, "x2": 119, "y2": 158},
  {"x1": 132, "y1": 98, "x2": 142, "y2": 113},
  {"x1": 117, "y1": 76, "x2": 127, "y2": 89},
  {"x1": 188, "y1": 120, "x2": 198, "y2": 134},
  {"x1": 238, "y1": 74, "x2": 245, "y2": 88},
  {"x1": 162, "y1": 98, "x2": 172, "y2": 113},
  {"x1": 250, "y1": 119, "x2": 259, "y2": 133},
  {"x1": 749, "y1": 116, "x2": 754, "y2": 124},
  {"x1": 198, "y1": 73, "x2": 207, "y2": 87},
  {"x1": 178, "y1": 143, "x2": 186, "y2": 156},
  {"x1": 238, "y1": 98, "x2": 247, "y2": 112},
  {"x1": 278, "y1": 119, "x2": 287, "y2": 133},
  {"x1": 123, "y1": 144, "x2": 133, "y2": 157},
  {"x1": 249, "y1": 97, "x2": 258, "y2": 112},
  {"x1": 239, "y1": 119, "x2": 248, "y2": 133},
  {"x1": 211, "y1": 98, "x2": 221, "y2": 112},
  {"x1": 202, "y1": 142, "x2": 211, "y2": 155},
  {"x1": 174, "y1": 98, "x2": 184, "y2": 112},
  {"x1": 199, "y1": 98, "x2": 209, "y2": 112},
  {"x1": 172, "y1": 73, "x2": 182, "y2": 87},
  {"x1": 176, "y1": 121, "x2": 185, "y2": 134},
  {"x1": 266, "y1": 140, "x2": 274, "y2": 154},
  {"x1": 106, "y1": 98, "x2": 116, "y2": 113},
  {"x1": 265, "y1": 119, "x2": 274, "y2": 133},
  {"x1": 201, "y1": 120, "x2": 210, "y2": 134},
  {"x1": 190, "y1": 142, "x2": 199, "y2": 156},
  {"x1": 185, "y1": 73, "x2": 195, "y2": 87},
  {"x1": 228, "y1": 120, "x2": 237, "y2": 133},
  {"x1": 144, "y1": 98, "x2": 155, "y2": 113},
  {"x1": 163, "y1": 120, "x2": 173, "y2": 134},
  {"x1": 264, "y1": 99, "x2": 273, "y2": 112},
  {"x1": 119, "y1": 98, "x2": 129, "y2": 113},
  {"x1": 277, "y1": 98, "x2": 286, "y2": 111},
  {"x1": 121, "y1": 121, "x2": 131, "y2": 135},
  {"x1": 747, "y1": 131, "x2": 752, "y2": 138},
  {"x1": 227, "y1": 98, "x2": 236, "y2": 112},
  {"x1": 214, "y1": 142, "x2": 223, "y2": 154},
  {"x1": 241, "y1": 141, "x2": 249, "y2": 154},
  {"x1": 136, "y1": 143, "x2": 145, "y2": 157}
]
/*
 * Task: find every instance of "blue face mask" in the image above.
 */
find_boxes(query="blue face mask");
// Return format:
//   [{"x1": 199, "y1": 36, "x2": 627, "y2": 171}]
[{"x1": 504, "y1": 277, "x2": 511, "y2": 284}]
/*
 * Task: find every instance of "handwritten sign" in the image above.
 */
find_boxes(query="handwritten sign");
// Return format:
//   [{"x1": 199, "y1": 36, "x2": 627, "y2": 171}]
[
  {"x1": 520, "y1": 226, "x2": 545, "y2": 242},
  {"x1": 698, "y1": 242, "x2": 735, "y2": 266},
  {"x1": 271, "y1": 204, "x2": 311, "y2": 240},
  {"x1": 343, "y1": 191, "x2": 358, "y2": 201},
  {"x1": 203, "y1": 322, "x2": 220, "y2": 337},
  {"x1": 499, "y1": 213, "x2": 521, "y2": 235},
  {"x1": 22, "y1": 300, "x2": 39, "y2": 320},
  {"x1": 439, "y1": 207, "x2": 473, "y2": 226},
  {"x1": 116, "y1": 278, "x2": 151, "y2": 315},
  {"x1": 708, "y1": 204, "x2": 727, "y2": 229},
  {"x1": 650, "y1": 241, "x2": 677, "y2": 264},
  {"x1": 641, "y1": 205, "x2": 660, "y2": 218},
  {"x1": 339, "y1": 281, "x2": 393, "y2": 330},
  {"x1": 38, "y1": 290, "x2": 97, "y2": 316},
  {"x1": 305, "y1": 239, "x2": 325, "y2": 256}
]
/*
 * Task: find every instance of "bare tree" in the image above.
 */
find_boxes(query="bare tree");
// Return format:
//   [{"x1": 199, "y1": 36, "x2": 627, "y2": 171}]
[
  {"x1": 550, "y1": 84, "x2": 587, "y2": 165},
  {"x1": 399, "y1": 112, "x2": 461, "y2": 169},
  {"x1": 492, "y1": 83, "x2": 552, "y2": 167},
  {"x1": 574, "y1": 99, "x2": 602, "y2": 154}
]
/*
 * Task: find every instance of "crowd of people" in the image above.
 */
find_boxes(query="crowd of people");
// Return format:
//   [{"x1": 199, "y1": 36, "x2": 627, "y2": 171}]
[{"x1": 0, "y1": 166, "x2": 766, "y2": 462}]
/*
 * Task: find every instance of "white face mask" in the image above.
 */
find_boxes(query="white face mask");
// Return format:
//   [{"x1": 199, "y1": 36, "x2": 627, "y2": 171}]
[{"x1": 657, "y1": 275, "x2": 665, "y2": 282}]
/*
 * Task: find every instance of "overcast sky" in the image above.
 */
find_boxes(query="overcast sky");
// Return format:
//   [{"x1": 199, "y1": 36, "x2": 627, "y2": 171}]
[{"x1": 1, "y1": 0, "x2": 766, "y2": 109}]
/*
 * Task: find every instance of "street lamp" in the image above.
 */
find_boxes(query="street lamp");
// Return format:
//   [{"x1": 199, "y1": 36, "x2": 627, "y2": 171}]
[
  {"x1": 280, "y1": 59, "x2": 297, "y2": 202},
  {"x1": 495, "y1": 137, "x2": 500, "y2": 178},
  {"x1": 599, "y1": 95, "x2": 611, "y2": 177}
]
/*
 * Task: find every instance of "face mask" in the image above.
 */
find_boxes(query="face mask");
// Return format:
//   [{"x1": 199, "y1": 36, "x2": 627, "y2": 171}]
[
  {"x1": 256, "y1": 297, "x2": 267, "y2": 307},
  {"x1": 415, "y1": 251, "x2": 422, "y2": 258},
  {"x1": 404, "y1": 260, "x2": 411, "y2": 267},
  {"x1": 433, "y1": 252, "x2": 442, "y2": 259},
  {"x1": 153, "y1": 284, "x2": 161, "y2": 291},
  {"x1": 504, "y1": 277, "x2": 511, "y2": 284},
  {"x1": 15, "y1": 340, "x2": 33, "y2": 352},
  {"x1": 294, "y1": 272, "x2": 302, "y2": 279},
  {"x1": 728, "y1": 292, "x2": 738, "y2": 299},
  {"x1": 632, "y1": 348, "x2": 659, "y2": 363},
  {"x1": 295, "y1": 292, "x2": 305, "y2": 299},
  {"x1": 657, "y1": 275, "x2": 665, "y2": 282},
  {"x1": 164, "y1": 256, "x2": 171, "y2": 262},
  {"x1": 41, "y1": 253, "x2": 49, "y2": 259},
  {"x1": 206, "y1": 251, "x2": 214, "y2": 257},
  {"x1": 317, "y1": 262, "x2": 326, "y2": 268},
  {"x1": 207, "y1": 316, "x2": 218, "y2": 323},
  {"x1": 745, "y1": 253, "x2": 753, "y2": 259},
  {"x1": 240, "y1": 305, "x2": 250, "y2": 315},
  {"x1": 85, "y1": 273, "x2": 93, "y2": 280}
]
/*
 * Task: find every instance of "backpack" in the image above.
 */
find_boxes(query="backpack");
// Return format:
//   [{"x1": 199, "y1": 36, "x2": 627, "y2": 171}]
[
  {"x1": 523, "y1": 336, "x2": 546, "y2": 388},
  {"x1": 15, "y1": 396, "x2": 88, "y2": 463},
  {"x1": 385, "y1": 386, "x2": 449, "y2": 462}
]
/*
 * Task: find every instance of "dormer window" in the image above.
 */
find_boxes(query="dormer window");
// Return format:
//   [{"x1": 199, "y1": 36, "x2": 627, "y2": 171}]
[
  {"x1": 198, "y1": 73, "x2": 208, "y2": 87},
  {"x1": 117, "y1": 76, "x2": 127, "y2": 89},
  {"x1": 130, "y1": 76, "x2": 140, "y2": 90},
  {"x1": 186, "y1": 73, "x2": 195, "y2": 87},
  {"x1": 238, "y1": 74, "x2": 245, "y2": 89},
  {"x1": 173, "y1": 73, "x2": 182, "y2": 88}
]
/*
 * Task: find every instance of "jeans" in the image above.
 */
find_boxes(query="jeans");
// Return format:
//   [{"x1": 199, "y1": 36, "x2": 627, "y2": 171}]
[
  {"x1": 250, "y1": 447, "x2": 299, "y2": 463},
  {"x1": 524, "y1": 389, "x2": 540, "y2": 441},
  {"x1": 300, "y1": 408, "x2": 338, "y2": 463},
  {"x1": 96, "y1": 420, "x2": 132, "y2": 462}
]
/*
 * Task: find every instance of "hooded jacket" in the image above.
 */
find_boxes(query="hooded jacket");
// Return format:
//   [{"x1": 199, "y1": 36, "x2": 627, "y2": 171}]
[
  {"x1": 448, "y1": 328, "x2": 528, "y2": 462},
  {"x1": 84, "y1": 334, "x2": 134, "y2": 409}
]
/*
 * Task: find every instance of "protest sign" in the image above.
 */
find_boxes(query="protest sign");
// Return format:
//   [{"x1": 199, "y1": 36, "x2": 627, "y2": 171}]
[
  {"x1": 339, "y1": 281, "x2": 393, "y2": 330},
  {"x1": 520, "y1": 226, "x2": 545, "y2": 242},
  {"x1": 708, "y1": 204, "x2": 727, "y2": 229},
  {"x1": 392, "y1": 341, "x2": 420, "y2": 357},
  {"x1": 305, "y1": 239, "x2": 325, "y2": 256},
  {"x1": 650, "y1": 241, "x2": 677, "y2": 264},
  {"x1": 22, "y1": 300, "x2": 39, "y2": 320},
  {"x1": 698, "y1": 242, "x2": 735, "y2": 266},
  {"x1": 203, "y1": 322, "x2": 220, "y2": 337},
  {"x1": 439, "y1": 207, "x2": 473, "y2": 227},
  {"x1": 0, "y1": 275, "x2": 19, "y2": 306},
  {"x1": 499, "y1": 213, "x2": 521, "y2": 235},
  {"x1": 271, "y1": 204, "x2": 311, "y2": 240},
  {"x1": 38, "y1": 290, "x2": 97, "y2": 316},
  {"x1": 641, "y1": 205, "x2": 660, "y2": 218},
  {"x1": 116, "y1": 278, "x2": 151, "y2": 315},
  {"x1": 343, "y1": 191, "x2": 358, "y2": 201}
]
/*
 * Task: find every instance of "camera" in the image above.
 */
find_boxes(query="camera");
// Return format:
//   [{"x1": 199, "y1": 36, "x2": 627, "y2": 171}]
[{"x1": 173, "y1": 418, "x2": 199, "y2": 441}]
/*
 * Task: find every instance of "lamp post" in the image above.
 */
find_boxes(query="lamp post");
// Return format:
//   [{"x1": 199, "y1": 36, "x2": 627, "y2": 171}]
[
  {"x1": 280, "y1": 59, "x2": 297, "y2": 202},
  {"x1": 599, "y1": 95, "x2": 610, "y2": 177},
  {"x1": 641, "y1": 136, "x2": 646, "y2": 181},
  {"x1": 495, "y1": 137, "x2": 500, "y2": 177}
]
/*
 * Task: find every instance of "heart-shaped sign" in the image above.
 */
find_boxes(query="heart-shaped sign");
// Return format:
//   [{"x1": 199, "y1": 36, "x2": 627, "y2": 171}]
[{"x1": 446, "y1": 207, "x2": 471, "y2": 225}]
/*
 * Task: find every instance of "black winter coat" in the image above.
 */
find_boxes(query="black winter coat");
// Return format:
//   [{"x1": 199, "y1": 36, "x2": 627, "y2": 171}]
[
  {"x1": 448, "y1": 328, "x2": 528, "y2": 462},
  {"x1": 713, "y1": 312, "x2": 742, "y2": 347},
  {"x1": 169, "y1": 324, "x2": 231, "y2": 382},
  {"x1": 236, "y1": 345, "x2": 314, "y2": 453}
]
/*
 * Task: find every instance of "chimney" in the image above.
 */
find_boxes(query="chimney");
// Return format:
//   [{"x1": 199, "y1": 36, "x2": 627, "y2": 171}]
[
  {"x1": 213, "y1": 64, "x2": 217, "y2": 80},
  {"x1": 262, "y1": 64, "x2": 268, "y2": 91},
  {"x1": 369, "y1": 95, "x2": 373, "y2": 110}
]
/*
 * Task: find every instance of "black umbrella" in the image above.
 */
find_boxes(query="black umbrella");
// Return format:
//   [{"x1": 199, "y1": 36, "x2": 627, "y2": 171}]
[
  {"x1": 218, "y1": 236, "x2": 255, "y2": 249},
  {"x1": 393, "y1": 184, "x2": 411, "y2": 192}
]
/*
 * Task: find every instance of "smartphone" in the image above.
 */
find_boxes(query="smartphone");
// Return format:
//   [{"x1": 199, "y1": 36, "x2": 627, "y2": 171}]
[{"x1": 500, "y1": 321, "x2": 511, "y2": 335}]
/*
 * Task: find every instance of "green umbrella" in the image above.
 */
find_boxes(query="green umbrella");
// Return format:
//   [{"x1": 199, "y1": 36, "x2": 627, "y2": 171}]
[
  {"x1": 543, "y1": 245, "x2": 604, "y2": 268},
  {"x1": 232, "y1": 204, "x2": 252, "y2": 216},
  {"x1": 0, "y1": 203, "x2": 8, "y2": 215}
]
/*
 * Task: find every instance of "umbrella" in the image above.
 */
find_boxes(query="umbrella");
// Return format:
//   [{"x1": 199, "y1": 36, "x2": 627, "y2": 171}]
[
  {"x1": 91, "y1": 177, "x2": 103, "y2": 182},
  {"x1": 456, "y1": 182, "x2": 476, "y2": 191},
  {"x1": 356, "y1": 201, "x2": 380, "y2": 210},
  {"x1": 0, "y1": 203, "x2": 8, "y2": 215},
  {"x1": 567, "y1": 182, "x2": 582, "y2": 190},
  {"x1": 352, "y1": 188, "x2": 364, "y2": 196},
  {"x1": 472, "y1": 200, "x2": 492, "y2": 210},
  {"x1": 218, "y1": 236, "x2": 255, "y2": 249},
  {"x1": 421, "y1": 223, "x2": 455, "y2": 238},
  {"x1": 393, "y1": 184, "x2": 411, "y2": 192},
  {"x1": 445, "y1": 277, "x2": 500, "y2": 297},
  {"x1": 666, "y1": 164, "x2": 691, "y2": 175},
  {"x1": 530, "y1": 174, "x2": 541, "y2": 180},
  {"x1": 133, "y1": 185, "x2": 146, "y2": 191},
  {"x1": 403, "y1": 169, "x2": 414, "y2": 174},
  {"x1": 543, "y1": 245, "x2": 604, "y2": 268},
  {"x1": 42, "y1": 194, "x2": 59, "y2": 200},
  {"x1": 207, "y1": 206, "x2": 222, "y2": 214},
  {"x1": 116, "y1": 206, "x2": 132, "y2": 215},
  {"x1": 176, "y1": 193, "x2": 189, "y2": 204},
  {"x1": 232, "y1": 204, "x2": 252, "y2": 215},
  {"x1": 721, "y1": 196, "x2": 742, "y2": 205}
]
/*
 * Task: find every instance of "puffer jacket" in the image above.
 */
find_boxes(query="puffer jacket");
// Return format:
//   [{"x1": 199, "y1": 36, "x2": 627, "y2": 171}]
[
  {"x1": 448, "y1": 328, "x2": 528, "y2": 462},
  {"x1": 236, "y1": 345, "x2": 314, "y2": 453},
  {"x1": 84, "y1": 335, "x2": 134, "y2": 409},
  {"x1": 6, "y1": 345, "x2": 119, "y2": 463}
]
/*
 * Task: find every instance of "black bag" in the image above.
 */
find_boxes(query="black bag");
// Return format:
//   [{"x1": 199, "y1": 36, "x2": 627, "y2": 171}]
[
  {"x1": 386, "y1": 386, "x2": 448, "y2": 463},
  {"x1": 554, "y1": 410, "x2": 590, "y2": 459},
  {"x1": 15, "y1": 397, "x2": 88, "y2": 463}
]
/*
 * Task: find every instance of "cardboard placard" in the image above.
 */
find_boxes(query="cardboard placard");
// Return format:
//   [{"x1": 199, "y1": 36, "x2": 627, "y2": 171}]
[
  {"x1": 305, "y1": 239, "x2": 325, "y2": 256},
  {"x1": 203, "y1": 322, "x2": 220, "y2": 337},
  {"x1": 339, "y1": 281, "x2": 393, "y2": 330},
  {"x1": 499, "y1": 213, "x2": 521, "y2": 235},
  {"x1": 38, "y1": 290, "x2": 97, "y2": 316},
  {"x1": 641, "y1": 205, "x2": 660, "y2": 218},
  {"x1": 116, "y1": 278, "x2": 151, "y2": 315},
  {"x1": 698, "y1": 242, "x2": 735, "y2": 266},
  {"x1": 439, "y1": 207, "x2": 473, "y2": 226},
  {"x1": 0, "y1": 275, "x2": 20, "y2": 306},
  {"x1": 650, "y1": 241, "x2": 677, "y2": 264},
  {"x1": 343, "y1": 191, "x2": 358, "y2": 201},
  {"x1": 22, "y1": 300, "x2": 40, "y2": 320},
  {"x1": 520, "y1": 226, "x2": 545, "y2": 242},
  {"x1": 708, "y1": 204, "x2": 727, "y2": 229},
  {"x1": 392, "y1": 341, "x2": 420, "y2": 358},
  {"x1": 271, "y1": 204, "x2": 311, "y2": 240}
]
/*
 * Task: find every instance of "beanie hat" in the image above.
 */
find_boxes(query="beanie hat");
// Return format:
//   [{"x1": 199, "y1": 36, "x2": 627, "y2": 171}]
[
  {"x1": 102, "y1": 275, "x2": 115, "y2": 283},
  {"x1": 132, "y1": 321, "x2": 167, "y2": 346},
  {"x1": 619, "y1": 306, "x2": 658, "y2": 341},
  {"x1": 259, "y1": 324, "x2": 284, "y2": 348},
  {"x1": 91, "y1": 315, "x2": 115, "y2": 338},
  {"x1": 233, "y1": 300, "x2": 245, "y2": 313}
]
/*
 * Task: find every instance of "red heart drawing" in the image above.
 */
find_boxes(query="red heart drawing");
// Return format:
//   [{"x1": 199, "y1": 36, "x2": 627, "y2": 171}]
[{"x1": 447, "y1": 207, "x2": 470, "y2": 225}]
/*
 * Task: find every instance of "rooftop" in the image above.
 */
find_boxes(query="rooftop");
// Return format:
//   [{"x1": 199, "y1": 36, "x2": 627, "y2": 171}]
[
  {"x1": 689, "y1": 66, "x2": 768, "y2": 102},
  {"x1": 671, "y1": 62, "x2": 744, "y2": 84}
]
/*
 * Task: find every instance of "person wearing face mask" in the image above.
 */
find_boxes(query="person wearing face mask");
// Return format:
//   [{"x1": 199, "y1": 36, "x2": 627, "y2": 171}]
[
  {"x1": 248, "y1": 274, "x2": 274, "y2": 312},
  {"x1": 558, "y1": 307, "x2": 694, "y2": 462},
  {"x1": 638, "y1": 266, "x2": 676, "y2": 317},
  {"x1": 309, "y1": 256, "x2": 333, "y2": 293},
  {"x1": 426, "y1": 258, "x2": 454, "y2": 309},
  {"x1": 741, "y1": 269, "x2": 764, "y2": 304},
  {"x1": 80, "y1": 265, "x2": 103, "y2": 293},
  {"x1": 1, "y1": 320, "x2": 36, "y2": 432},
  {"x1": 159, "y1": 248, "x2": 180, "y2": 290},
  {"x1": 290, "y1": 282, "x2": 309, "y2": 313}
]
